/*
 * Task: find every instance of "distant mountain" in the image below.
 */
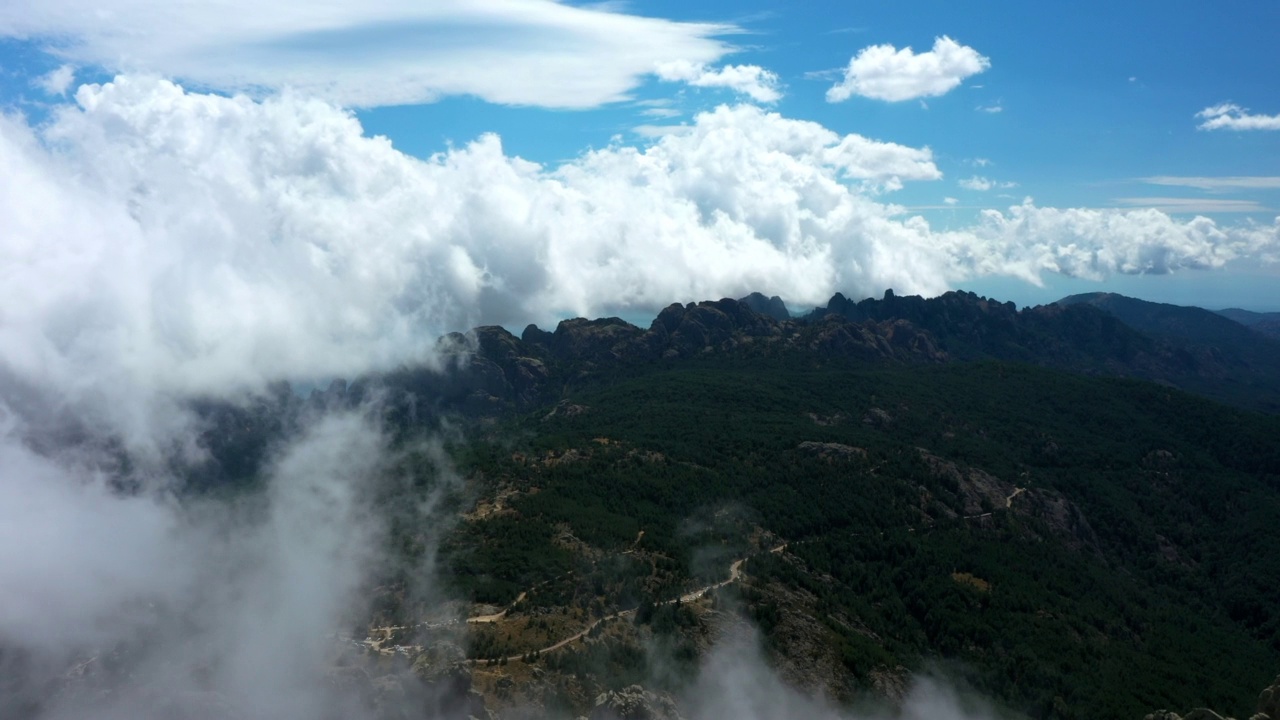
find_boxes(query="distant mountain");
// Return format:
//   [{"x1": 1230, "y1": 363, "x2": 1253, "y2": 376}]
[
  {"x1": 188, "y1": 289, "x2": 1280, "y2": 485},
  {"x1": 1217, "y1": 307, "x2": 1280, "y2": 339},
  {"x1": 1057, "y1": 292, "x2": 1272, "y2": 348},
  {"x1": 1052, "y1": 292, "x2": 1280, "y2": 410},
  {"x1": 810, "y1": 289, "x2": 1280, "y2": 412},
  {"x1": 348, "y1": 290, "x2": 1280, "y2": 428}
]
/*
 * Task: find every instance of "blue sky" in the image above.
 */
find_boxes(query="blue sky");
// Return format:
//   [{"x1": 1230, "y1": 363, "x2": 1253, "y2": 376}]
[{"x1": 1, "y1": 0, "x2": 1279, "y2": 321}]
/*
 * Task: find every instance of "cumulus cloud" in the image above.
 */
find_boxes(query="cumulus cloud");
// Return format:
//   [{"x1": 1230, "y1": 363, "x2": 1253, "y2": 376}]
[
  {"x1": 827, "y1": 36, "x2": 990, "y2": 103},
  {"x1": 1196, "y1": 103, "x2": 1280, "y2": 131},
  {"x1": 957, "y1": 201, "x2": 1279, "y2": 282},
  {"x1": 656, "y1": 61, "x2": 783, "y2": 103},
  {"x1": 0, "y1": 0, "x2": 739, "y2": 108}
]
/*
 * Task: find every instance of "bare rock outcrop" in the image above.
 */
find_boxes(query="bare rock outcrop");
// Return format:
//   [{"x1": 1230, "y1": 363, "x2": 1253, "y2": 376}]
[
  {"x1": 585, "y1": 685, "x2": 684, "y2": 720},
  {"x1": 798, "y1": 441, "x2": 867, "y2": 462},
  {"x1": 1144, "y1": 674, "x2": 1280, "y2": 720}
]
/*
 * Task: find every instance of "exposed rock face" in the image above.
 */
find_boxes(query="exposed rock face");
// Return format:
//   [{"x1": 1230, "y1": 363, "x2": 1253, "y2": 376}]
[
  {"x1": 1258, "y1": 676, "x2": 1280, "y2": 719},
  {"x1": 585, "y1": 685, "x2": 684, "y2": 720},
  {"x1": 916, "y1": 450, "x2": 1014, "y2": 517},
  {"x1": 862, "y1": 408, "x2": 894, "y2": 428},
  {"x1": 356, "y1": 295, "x2": 960, "y2": 426},
  {"x1": 798, "y1": 441, "x2": 867, "y2": 461},
  {"x1": 1145, "y1": 710, "x2": 1230, "y2": 720},
  {"x1": 1015, "y1": 488, "x2": 1103, "y2": 555},
  {"x1": 1143, "y1": 674, "x2": 1280, "y2": 720}
]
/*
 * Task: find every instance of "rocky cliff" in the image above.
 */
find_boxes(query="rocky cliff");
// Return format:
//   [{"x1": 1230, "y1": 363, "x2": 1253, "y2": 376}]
[{"x1": 1146, "y1": 675, "x2": 1280, "y2": 720}]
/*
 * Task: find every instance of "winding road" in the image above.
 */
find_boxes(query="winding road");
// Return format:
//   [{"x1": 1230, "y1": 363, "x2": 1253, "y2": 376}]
[
  {"x1": 480, "y1": 543, "x2": 787, "y2": 663},
  {"x1": 369, "y1": 487, "x2": 1025, "y2": 662}
]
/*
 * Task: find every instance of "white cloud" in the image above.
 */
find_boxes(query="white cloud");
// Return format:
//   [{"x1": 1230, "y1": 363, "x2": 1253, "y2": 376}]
[
  {"x1": 957, "y1": 201, "x2": 1279, "y2": 282},
  {"x1": 0, "y1": 406, "x2": 408, "y2": 720},
  {"x1": 35, "y1": 63, "x2": 75, "y2": 96},
  {"x1": 827, "y1": 36, "x2": 990, "y2": 103},
  {"x1": 976, "y1": 103, "x2": 1002, "y2": 113},
  {"x1": 1113, "y1": 197, "x2": 1269, "y2": 213},
  {"x1": 1197, "y1": 103, "x2": 1280, "y2": 131},
  {"x1": 0, "y1": 79, "x2": 943, "y2": 423},
  {"x1": 959, "y1": 176, "x2": 1016, "y2": 192},
  {"x1": 944, "y1": 197, "x2": 958, "y2": 205},
  {"x1": 0, "y1": 0, "x2": 740, "y2": 109},
  {"x1": 1143, "y1": 175, "x2": 1280, "y2": 191},
  {"x1": 656, "y1": 61, "x2": 783, "y2": 103},
  {"x1": 632, "y1": 123, "x2": 694, "y2": 138}
]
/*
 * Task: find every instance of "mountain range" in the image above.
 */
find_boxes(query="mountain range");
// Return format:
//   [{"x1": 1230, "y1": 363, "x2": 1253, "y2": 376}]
[{"x1": 31, "y1": 289, "x2": 1280, "y2": 720}]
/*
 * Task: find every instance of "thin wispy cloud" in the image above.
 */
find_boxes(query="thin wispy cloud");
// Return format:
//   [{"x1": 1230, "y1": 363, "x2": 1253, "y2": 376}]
[
  {"x1": 959, "y1": 176, "x2": 1016, "y2": 192},
  {"x1": 641, "y1": 107, "x2": 683, "y2": 119},
  {"x1": 1114, "y1": 197, "x2": 1270, "y2": 213},
  {"x1": 632, "y1": 122, "x2": 694, "y2": 137},
  {"x1": 655, "y1": 60, "x2": 783, "y2": 103},
  {"x1": 1142, "y1": 176, "x2": 1280, "y2": 191}
]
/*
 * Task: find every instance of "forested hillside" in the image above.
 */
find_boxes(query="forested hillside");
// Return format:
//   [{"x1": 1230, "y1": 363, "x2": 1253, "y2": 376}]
[{"x1": 413, "y1": 355, "x2": 1280, "y2": 719}]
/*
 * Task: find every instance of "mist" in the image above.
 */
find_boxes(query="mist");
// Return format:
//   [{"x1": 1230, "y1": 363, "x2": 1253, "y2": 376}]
[
  {"x1": 684, "y1": 630, "x2": 1000, "y2": 720},
  {"x1": 0, "y1": 406, "x2": 410, "y2": 720}
]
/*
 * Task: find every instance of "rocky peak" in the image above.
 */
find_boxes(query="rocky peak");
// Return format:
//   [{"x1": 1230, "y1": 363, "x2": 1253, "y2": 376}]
[
  {"x1": 738, "y1": 292, "x2": 791, "y2": 321},
  {"x1": 547, "y1": 317, "x2": 646, "y2": 364}
]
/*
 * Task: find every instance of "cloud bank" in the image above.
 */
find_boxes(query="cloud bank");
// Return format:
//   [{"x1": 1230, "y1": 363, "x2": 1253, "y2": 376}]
[
  {"x1": 827, "y1": 36, "x2": 990, "y2": 103},
  {"x1": 2, "y1": 76, "x2": 1277, "y2": 429},
  {"x1": 0, "y1": 0, "x2": 739, "y2": 108}
]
